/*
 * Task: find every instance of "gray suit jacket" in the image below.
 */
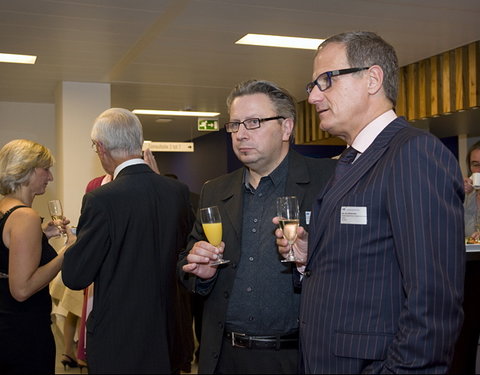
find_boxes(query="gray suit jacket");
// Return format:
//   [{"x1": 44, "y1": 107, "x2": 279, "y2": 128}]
[
  {"x1": 178, "y1": 150, "x2": 336, "y2": 374},
  {"x1": 301, "y1": 117, "x2": 465, "y2": 374},
  {"x1": 63, "y1": 164, "x2": 194, "y2": 374}
]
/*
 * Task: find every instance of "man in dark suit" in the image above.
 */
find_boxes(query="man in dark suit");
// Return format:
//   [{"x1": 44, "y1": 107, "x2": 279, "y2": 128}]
[
  {"x1": 276, "y1": 31, "x2": 465, "y2": 374},
  {"x1": 178, "y1": 80, "x2": 336, "y2": 374},
  {"x1": 62, "y1": 108, "x2": 194, "y2": 374}
]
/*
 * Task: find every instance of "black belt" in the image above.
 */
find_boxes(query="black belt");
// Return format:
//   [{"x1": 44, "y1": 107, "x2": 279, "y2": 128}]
[{"x1": 225, "y1": 331, "x2": 298, "y2": 350}]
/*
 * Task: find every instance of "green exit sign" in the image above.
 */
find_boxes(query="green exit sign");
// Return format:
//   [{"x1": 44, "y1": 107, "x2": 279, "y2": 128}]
[{"x1": 198, "y1": 118, "x2": 219, "y2": 131}]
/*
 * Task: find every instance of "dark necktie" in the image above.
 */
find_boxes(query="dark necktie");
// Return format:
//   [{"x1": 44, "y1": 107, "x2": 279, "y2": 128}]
[{"x1": 332, "y1": 146, "x2": 358, "y2": 185}]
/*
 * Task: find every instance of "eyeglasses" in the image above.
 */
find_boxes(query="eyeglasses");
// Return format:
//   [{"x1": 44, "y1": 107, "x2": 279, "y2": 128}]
[
  {"x1": 306, "y1": 67, "x2": 370, "y2": 94},
  {"x1": 91, "y1": 140, "x2": 98, "y2": 153},
  {"x1": 224, "y1": 116, "x2": 285, "y2": 133}
]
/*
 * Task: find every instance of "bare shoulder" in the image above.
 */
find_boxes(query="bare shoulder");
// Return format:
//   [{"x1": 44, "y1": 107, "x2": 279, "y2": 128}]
[{"x1": 4, "y1": 206, "x2": 41, "y2": 228}]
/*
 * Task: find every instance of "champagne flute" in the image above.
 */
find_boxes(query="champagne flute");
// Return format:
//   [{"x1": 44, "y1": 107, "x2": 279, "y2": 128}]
[
  {"x1": 48, "y1": 199, "x2": 66, "y2": 241},
  {"x1": 200, "y1": 206, "x2": 229, "y2": 266},
  {"x1": 277, "y1": 196, "x2": 300, "y2": 263}
]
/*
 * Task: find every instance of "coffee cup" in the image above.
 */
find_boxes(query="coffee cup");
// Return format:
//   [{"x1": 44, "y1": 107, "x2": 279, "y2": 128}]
[{"x1": 472, "y1": 173, "x2": 480, "y2": 189}]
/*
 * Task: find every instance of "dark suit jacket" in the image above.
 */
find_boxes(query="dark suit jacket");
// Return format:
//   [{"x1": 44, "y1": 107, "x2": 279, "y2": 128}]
[
  {"x1": 301, "y1": 117, "x2": 465, "y2": 374},
  {"x1": 178, "y1": 150, "x2": 336, "y2": 374},
  {"x1": 63, "y1": 164, "x2": 194, "y2": 374}
]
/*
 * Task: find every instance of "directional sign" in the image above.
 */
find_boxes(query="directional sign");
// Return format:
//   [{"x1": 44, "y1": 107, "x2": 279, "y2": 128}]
[{"x1": 143, "y1": 141, "x2": 194, "y2": 152}]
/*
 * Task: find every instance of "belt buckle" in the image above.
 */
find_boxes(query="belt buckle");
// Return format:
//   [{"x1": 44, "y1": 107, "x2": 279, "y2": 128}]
[{"x1": 231, "y1": 331, "x2": 247, "y2": 348}]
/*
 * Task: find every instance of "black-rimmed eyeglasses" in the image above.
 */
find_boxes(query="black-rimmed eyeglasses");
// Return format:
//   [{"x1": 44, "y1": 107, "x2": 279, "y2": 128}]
[
  {"x1": 306, "y1": 67, "x2": 370, "y2": 94},
  {"x1": 224, "y1": 116, "x2": 285, "y2": 133}
]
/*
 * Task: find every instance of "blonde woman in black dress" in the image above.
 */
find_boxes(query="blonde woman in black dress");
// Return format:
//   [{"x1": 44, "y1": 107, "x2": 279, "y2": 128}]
[{"x1": 0, "y1": 139, "x2": 75, "y2": 374}]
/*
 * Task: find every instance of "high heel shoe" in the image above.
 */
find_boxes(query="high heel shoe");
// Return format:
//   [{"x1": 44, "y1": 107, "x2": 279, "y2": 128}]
[
  {"x1": 77, "y1": 359, "x2": 87, "y2": 373},
  {"x1": 61, "y1": 354, "x2": 78, "y2": 370}
]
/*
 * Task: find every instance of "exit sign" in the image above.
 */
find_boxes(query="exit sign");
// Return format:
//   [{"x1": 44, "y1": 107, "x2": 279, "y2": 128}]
[{"x1": 198, "y1": 118, "x2": 219, "y2": 131}]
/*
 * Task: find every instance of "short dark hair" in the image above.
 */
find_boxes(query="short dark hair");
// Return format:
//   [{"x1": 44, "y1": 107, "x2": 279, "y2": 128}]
[{"x1": 226, "y1": 79, "x2": 297, "y2": 125}]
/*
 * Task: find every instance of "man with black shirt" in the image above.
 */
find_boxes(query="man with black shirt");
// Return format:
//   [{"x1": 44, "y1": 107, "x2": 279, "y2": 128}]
[{"x1": 178, "y1": 80, "x2": 335, "y2": 374}]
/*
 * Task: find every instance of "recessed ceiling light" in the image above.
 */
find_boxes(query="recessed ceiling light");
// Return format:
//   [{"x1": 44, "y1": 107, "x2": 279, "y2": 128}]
[
  {"x1": 0, "y1": 53, "x2": 37, "y2": 64},
  {"x1": 235, "y1": 34, "x2": 324, "y2": 50},
  {"x1": 133, "y1": 109, "x2": 220, "y2": 117}
]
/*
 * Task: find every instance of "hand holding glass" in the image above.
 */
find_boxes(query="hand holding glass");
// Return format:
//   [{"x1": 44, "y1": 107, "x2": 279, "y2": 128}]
[
  {"x1": 200, "y1": 206, "x2": 229, "y2": 265},
  {"x1": 48, "y1": 199, "x2": 66, "y2": 240},
  {"x1": 277, "y1": 196, "x2": 300, "y2": 263}
]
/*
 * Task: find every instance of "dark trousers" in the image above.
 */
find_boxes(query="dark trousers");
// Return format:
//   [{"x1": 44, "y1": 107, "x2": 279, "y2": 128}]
[
  {"x1": 192, "y1": 293, "x2": 204, "y2": 360},
  {"x1": 0, "y1": 319, "x2": 55, "y2": 374},
  {"x1": 215, "y1": 336, "x2": 298, "y2": 374},
  {"x1": 449, "y1": 261, "x2": 480, "y2": 374}
]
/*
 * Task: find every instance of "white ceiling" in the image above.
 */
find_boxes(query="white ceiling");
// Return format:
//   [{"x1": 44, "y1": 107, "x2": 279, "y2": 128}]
[{"x1": 1, "y1": 0, "x2": 480, "y2": 142}]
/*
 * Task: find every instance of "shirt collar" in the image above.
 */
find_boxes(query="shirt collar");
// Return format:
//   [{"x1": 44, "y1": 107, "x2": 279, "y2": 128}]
[
  {"x1": 242, "y1": 153, "x2": 289, "y2": 192},
  {"x1": 113, "y1": 158, "x2": 146, "y2": 179},
  {"x1": 351, "y1": 109, "x2": 397, "y2": 154}
]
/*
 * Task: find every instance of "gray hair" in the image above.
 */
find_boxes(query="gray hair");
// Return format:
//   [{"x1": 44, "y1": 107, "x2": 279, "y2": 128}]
[
  {"x1": 226, "y1": 79, "x2": 297, "y2": 126},
  {"x1": 319, "y1": 31, "x2": 398, "y2": 106},
  {"x1": 0, "y1": 139, "x2": 54, "y2": 195},
  {"x1": 91, "y1": 108, "x2": 144, "y2": 157}
]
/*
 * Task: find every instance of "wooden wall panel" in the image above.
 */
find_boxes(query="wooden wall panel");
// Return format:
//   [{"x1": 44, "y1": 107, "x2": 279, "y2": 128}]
[
  {"x1": 430, "y1": 56, "x2": 439, "y2": 116},
  {"x1": 295, "y1": 41, "x2": 479, "y2": 145},
  {"x1": 468, "y1": 42, "x2": 479, "y2": 107}
]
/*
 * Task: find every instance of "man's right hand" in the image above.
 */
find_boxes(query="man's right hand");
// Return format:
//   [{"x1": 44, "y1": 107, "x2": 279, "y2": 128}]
[
  {"x1": 272, "y1": 216, "x2": 308, "y2": 266},
  {"x1": 182, "y1": 240, "x2": 225, "y2": 279}
]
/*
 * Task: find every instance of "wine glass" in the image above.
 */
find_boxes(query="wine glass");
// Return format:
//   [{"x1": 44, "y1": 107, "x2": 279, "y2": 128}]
[
  {"x1": 200, "y1": 206, "x2": 229, "y2": 266},
  {"x1": 48, "y1": 199, "x2": 66, "y2": 240},
  {"x1": 277, "y1": 196, "x2": 300, "y2": 263}
]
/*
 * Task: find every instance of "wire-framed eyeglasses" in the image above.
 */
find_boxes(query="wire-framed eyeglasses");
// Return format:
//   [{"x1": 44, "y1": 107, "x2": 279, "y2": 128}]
[
  {"x1": 306, "y1": 67, "x2": 370, "y2": 94},
  {"x1": 224, "y1": 116, "x2": 285, "y2": 133},
  {"x1": 91, "y1": 140, "x2": 98, "y2": 153}
]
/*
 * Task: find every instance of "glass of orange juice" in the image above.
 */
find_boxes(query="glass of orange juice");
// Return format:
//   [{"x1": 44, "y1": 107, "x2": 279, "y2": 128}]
[{"x1": 200, "y1": 206, "x2": 229, "y2": 265}]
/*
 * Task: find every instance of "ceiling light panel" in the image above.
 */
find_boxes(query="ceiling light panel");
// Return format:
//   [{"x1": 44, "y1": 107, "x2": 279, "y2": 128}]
[
  {"x1": 133, "y1": 109, "x2": 220, "y2": 117},
  {"x1": 0, "y1": 53, "x2": 37, "y2": 64},
  {"x1": 235, "y1": 34, "x2": 324, "y2": 50}
]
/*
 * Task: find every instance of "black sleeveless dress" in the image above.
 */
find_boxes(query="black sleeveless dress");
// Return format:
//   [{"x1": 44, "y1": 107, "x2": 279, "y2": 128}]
[{"x1": 0, "y1": 205, "x2": 58, "y2": 374}]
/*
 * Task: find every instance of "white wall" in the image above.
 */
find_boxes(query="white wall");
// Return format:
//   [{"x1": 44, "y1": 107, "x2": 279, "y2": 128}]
[
  {"x1": 0, "y1": 97, "x2": 107, "y2": 224},
  {"x1": 55, "y1": 82, "x2": 110, "y2": 225},
  {"x1": 0, "y1": 101, "x2": 58, "y2": 219}
]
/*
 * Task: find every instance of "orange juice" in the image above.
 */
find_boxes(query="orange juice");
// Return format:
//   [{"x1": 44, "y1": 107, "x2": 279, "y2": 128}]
[{"x1": 202, "y1": 222, "x2": 222, "y2": 246}]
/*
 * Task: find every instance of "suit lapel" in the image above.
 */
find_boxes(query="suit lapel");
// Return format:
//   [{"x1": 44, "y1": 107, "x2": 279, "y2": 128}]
[
  {"x1": 218, "y1": 169, "x2": 244, "y2": 253},
  {"x1": 285, "y1": 151, "x2": 310, "y2": 208},
  {"x1": 308, "y1": 119, "x2": 406, "y2": 260}
]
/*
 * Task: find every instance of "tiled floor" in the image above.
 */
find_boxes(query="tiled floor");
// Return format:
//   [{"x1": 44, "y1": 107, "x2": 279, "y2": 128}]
[{"x1": 52, "y1": 315, "x2": 198, "y2": 374}]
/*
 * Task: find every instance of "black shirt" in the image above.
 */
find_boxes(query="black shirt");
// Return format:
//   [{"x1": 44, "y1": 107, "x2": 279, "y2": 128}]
[{"x1": 225, "y1": 156, "x2": 300, "y2": 335}]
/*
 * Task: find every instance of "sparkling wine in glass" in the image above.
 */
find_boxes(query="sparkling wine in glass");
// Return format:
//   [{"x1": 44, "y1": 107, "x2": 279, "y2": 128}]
[
  {"x1": 48, "y1": 199, "x2": 66, "y2": 240},
  {"x1": 200, "y1": 206, "x2": 229, "y2": 266},
  {"x1": 277, "y1": 196, "x2": 300, "y2": 263}
]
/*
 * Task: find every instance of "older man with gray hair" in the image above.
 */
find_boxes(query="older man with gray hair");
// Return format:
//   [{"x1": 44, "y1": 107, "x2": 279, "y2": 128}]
[{"x1": 63, "y1": 108, "x2": 194, "y2": 374}]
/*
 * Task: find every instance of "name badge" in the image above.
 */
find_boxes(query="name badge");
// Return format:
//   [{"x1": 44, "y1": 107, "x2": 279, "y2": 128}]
[
  {"x1": 340, "y1": 206, "x2": 367, "y2": 225},
  {"x1": 305, "y1": 211, "x2": 311, "y2": 225}
]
